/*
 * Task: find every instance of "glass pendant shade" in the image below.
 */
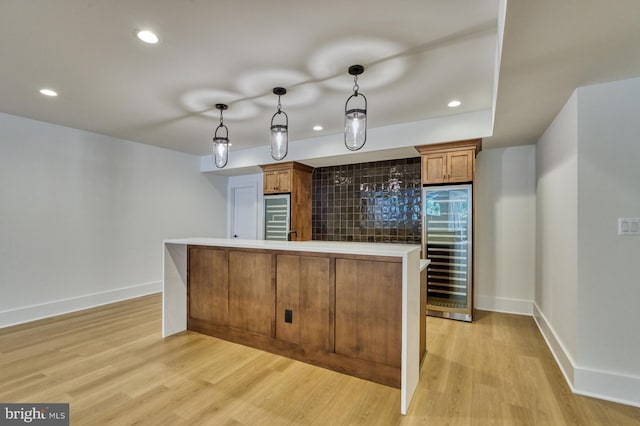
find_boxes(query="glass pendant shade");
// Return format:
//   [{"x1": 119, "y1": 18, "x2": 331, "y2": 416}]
[
  {"x1": 213, "y1": 103, "x2": 229, "y2": 168},
  {"x1": 344, "y1": 107, "x2": 366, "y2": 151},
  {"x1": 270, "y1": 87, "x2": 288, "y2": 161},
  {"x1": 270, "y1": 124, "x2": 288, "y2": 160},
  {"x1": 214, "y1": 137, "x2": 228, "y2": 168},
  {"x1": 344, "y1": 65, "x2": 367, "y2": 151}
]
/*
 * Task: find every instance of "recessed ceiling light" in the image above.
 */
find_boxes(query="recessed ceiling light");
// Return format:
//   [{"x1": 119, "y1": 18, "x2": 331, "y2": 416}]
[
  {"x1": 313, "y1": 125, "x2": 323, "y2": 131},
  {"x1": 39, "y1": 89, "x2": 58, "y2": 97},
  {"x1": 137, "y1": 30, "x2": 159, "y2": 44},
  {"x1": 448, "y1": 100, "x2": 461, "y2": 108}
]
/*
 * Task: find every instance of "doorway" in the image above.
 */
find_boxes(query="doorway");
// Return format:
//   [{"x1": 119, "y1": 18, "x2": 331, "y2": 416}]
[{"x1": 229, "y1": 183, "x2": 260, "y2": 239}]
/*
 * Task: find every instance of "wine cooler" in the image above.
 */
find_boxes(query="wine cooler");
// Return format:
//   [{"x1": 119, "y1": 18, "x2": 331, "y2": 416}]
[
  {"x1": 264, "y1": 194, "x2": 291, "y2": 241},
  {"x1": 422, "y1": 184, "x2": 473, "y2": 322}
]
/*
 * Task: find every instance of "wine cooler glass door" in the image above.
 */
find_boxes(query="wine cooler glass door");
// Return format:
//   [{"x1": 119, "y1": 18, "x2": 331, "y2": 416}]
[{"x1": 423, "y1": 184, "x2": 472, "y2": 318}]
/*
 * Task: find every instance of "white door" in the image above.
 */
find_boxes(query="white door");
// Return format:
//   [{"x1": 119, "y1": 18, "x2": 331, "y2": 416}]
[{"x1": 230, "y1": 185, "x2": 258, "y2": 239}]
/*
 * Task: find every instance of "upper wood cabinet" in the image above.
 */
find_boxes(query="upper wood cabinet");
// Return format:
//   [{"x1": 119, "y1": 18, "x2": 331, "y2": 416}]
[
  {"x1": 259, "y1": 161, "x2": 314, "y2": 241},
  {"x1": 260, "y1": 162, "x2": 311, "y2": 194},
  {"x1": 415, "y1": 139, "x2": 481, "y2": 185},
  {"x1": 264, "y1": 169, "x2": 292, "y2": 193}
]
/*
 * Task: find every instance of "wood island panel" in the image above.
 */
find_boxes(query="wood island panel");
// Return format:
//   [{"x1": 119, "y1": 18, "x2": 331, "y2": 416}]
[
  {"x1": 335, "y1": 259, "x2": 402, "y2": 368},
  {"x1": 184, "y1": 244, "x2": 411, "y2": 389},
  {"x1": 228, "y1": 250, "x2": 274, "y2": 337},
  {"x1": 188, "y1": 246, "x2": 228, "y2": 325},
  {"x1": 276, "y1": 254, "x2": 331, "y2": 350}
]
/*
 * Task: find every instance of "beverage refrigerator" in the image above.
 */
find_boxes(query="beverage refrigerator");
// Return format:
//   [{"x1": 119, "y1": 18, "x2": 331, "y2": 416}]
[
  {"x1": 264, "y1": 194, "x2": 291, "y2": 241},
  {"x1": 422, "y1": 184, "x2": 473, "y2": 321}
]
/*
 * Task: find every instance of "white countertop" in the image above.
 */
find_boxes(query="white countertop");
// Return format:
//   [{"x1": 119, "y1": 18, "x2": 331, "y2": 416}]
[
  {"x1": 420, "y1": 259, "x2": 430, "y2": 271},
  {"x1": 164, "y1": 238, "x2": 421, "y2": 257}
]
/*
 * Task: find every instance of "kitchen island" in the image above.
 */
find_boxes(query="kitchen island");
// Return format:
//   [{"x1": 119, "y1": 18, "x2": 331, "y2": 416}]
[{"x1": 162, "y1": 238, "x2": 426, "y2": 414}]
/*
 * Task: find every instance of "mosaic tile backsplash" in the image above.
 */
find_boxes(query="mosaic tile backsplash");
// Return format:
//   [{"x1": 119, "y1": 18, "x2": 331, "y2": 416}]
[{"x1": 312, "y1": 157, "x2": 422, "y2": 243}]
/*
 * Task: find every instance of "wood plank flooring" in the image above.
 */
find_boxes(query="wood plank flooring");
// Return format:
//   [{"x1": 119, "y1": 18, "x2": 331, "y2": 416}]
[{"x1": 1, "y1": 294, "x2": 639, "y2": 425}]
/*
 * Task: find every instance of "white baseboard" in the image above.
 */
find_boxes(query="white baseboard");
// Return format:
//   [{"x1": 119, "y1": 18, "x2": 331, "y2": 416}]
[
  {"x1": 533, "y1": 303, "x2": 640, "y2": 408},
  {"x1": 0, "y1": 281, "x2": 162, "y2": 328},
  {"x1": 475, "y1": 295, "x2": 533, "y2": 315},
  {"x1": 532, "y1": 303, "x2": 575, "y2": 386},
  {"x1": 574, "y1": 366, "x2": 640, "y2": 408}
]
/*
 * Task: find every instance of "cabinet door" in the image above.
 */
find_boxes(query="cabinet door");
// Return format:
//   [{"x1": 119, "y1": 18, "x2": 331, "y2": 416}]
[
  {"x1": 276, "y1": 255, "x2": 331, "y2": 349},
  {"x1": 264, "y1": 171, "x2": 279, "y2": 193},
  {"x1": 188, "y1": 247, "x2": 229, "y2": 325},
  {"x1": 275, "y1": 170, "x2": 292, "y2": 192},
  {"x1": 447, "y1": 150, "x2": 474, "y2": 183},
  {"x1": 422, "y1": 153, "x2": 447, "y2": 184},
  {"x1": 228, "y1": 250, "x2": 274, "y2": 336},
  {"x1": 335, "y1": 259, "x2": 402, "y2": 368},
  {"x1": 264, "y1": 169, "x2": 292, "y2": 193}
]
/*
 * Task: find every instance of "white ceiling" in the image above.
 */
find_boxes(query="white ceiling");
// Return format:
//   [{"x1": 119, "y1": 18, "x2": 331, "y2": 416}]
[
  {"x1": 491, "y1": 0, "x2": 640, "y2": 148},
  {"x1": 0, "y1": 0, "x2": 499, "y2": 156},
  {"x1": 1, "y1": 0, "x2": 640, "y2": 163}
]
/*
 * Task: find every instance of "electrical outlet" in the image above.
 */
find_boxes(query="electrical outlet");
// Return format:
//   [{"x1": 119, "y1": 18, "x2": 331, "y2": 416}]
[{"x1": 618, "y1": 218, "x2": 640, "y2": 236}]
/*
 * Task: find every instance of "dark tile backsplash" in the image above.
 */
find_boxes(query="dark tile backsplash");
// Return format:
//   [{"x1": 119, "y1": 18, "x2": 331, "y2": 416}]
[{"x1": 312, "y1": 157, "x2": 422, "y2": 244}]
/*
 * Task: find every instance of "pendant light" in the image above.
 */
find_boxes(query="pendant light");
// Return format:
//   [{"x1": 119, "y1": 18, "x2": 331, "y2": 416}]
[
  {"x1": 270, "y1": 87, "x2": 288, "y2": 161},
  {"x1": 213, "y1": 103, "x2": 229, "y2": 168},
  {"x1": 344, "y1": 64, "x2": 367, "y2": 151}
]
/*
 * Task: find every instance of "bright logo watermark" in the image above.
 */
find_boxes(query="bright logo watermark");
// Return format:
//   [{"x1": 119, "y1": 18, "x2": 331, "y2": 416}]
[{"x1": 1, "y1": 404, "x2": 68, "y2": 425}]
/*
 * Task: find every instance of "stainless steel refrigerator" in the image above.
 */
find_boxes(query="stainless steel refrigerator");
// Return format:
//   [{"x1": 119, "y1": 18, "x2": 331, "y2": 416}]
[
  {"x1": 264, "y1": 194, "x2": 291, "y2": 241},
  {"x1": 422, "y1": 184, "x2": 473, "y2": 321}
]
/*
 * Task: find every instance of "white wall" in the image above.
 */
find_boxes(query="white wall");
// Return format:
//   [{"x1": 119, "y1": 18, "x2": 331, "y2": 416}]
[
  {"x1": 534, "y1": 78, "x2": 640, "y2": 407},
  {"x1": 0, "y1": 113, "x2": 227, "y2": 327},
  {"x1": 574, "y1": 78, "x2": 640, "y2": 400},
  {"x1": 534, "y1": 91, "x2": 579, "y2": 370},
  {"x1": 475, "y1": 145, "x2": 536, "y2": 315}
]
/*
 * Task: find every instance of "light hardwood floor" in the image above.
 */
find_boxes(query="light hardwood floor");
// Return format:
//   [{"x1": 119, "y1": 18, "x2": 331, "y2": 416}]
[{"x1": 1, "y1": 294, "x2": 638, "y2": 425}]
